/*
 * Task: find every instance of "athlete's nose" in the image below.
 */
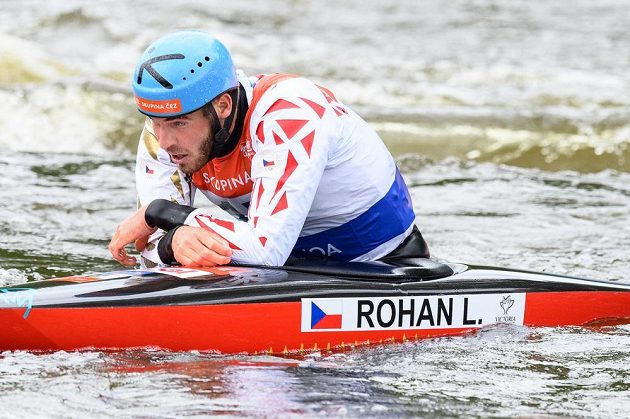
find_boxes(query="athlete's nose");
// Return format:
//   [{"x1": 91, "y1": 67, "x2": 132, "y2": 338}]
[{"x1": 154, "y1": 123, "x2": 177, "y2": 150}]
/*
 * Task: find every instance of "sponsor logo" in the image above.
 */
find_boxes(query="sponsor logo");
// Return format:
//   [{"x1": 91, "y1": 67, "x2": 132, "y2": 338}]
[
  {"x1": 306, "y1": 243, "x2": 342, "y2": 257},
  {"x1": 240, "y1": 140, "x2": 255, "y2": 158},
  {"x1": 500, "y1": 295, "x2": 514, "y2": 315},
  {"x1": 301, "y1": 294, "x2": 526, "y2": 332},
  {"x1": 201, "y1": 172, "x2": 253, "y2": 191},
  {"x1": 135, "y1": 96, "x2": 182, "y2": 114},
  {"x1": 496, "y1": 295, "x2": 517, "y2": 323}
]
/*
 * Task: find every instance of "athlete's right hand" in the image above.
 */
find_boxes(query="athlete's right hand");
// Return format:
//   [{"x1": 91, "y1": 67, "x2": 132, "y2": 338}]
[
  {"x1": 171, "y1": 225, "x2": 232, "y2": 267},
  {"x1": 109, "y1": 205, "x2": 157, "y2": 267}
]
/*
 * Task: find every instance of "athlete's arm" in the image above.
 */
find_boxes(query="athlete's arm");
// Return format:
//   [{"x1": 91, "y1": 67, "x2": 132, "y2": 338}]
[
  {"x1": 135, "y1": 119, "x2": 194, "y2": 206},
  {"x1": 164, "y1": 78, "x2": 338, "y2": 266},
  {"x1": 110, "y1": 120, "x2": 196, "y2": 266},
  {"x1": 109, "y1": 204, "x2": 156, "y2": 266},
  {"x1": 109, "y1": 200, "x2": 232, "y2": 266}
]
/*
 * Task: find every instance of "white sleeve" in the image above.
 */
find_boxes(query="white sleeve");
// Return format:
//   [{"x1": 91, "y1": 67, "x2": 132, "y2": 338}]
[
  {"x1": 135, "y1": 119, "x2": 193, "y2": 206},
  {"x1": 135, "y1": 119, "x2": 195, "y2": 266},
  {"x1": 182, "y1": 79, "x2": 339, "y2": 266}
]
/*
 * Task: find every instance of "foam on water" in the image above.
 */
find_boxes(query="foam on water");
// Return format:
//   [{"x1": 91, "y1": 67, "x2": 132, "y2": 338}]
[
  {"x1": 1, "y1": 0, "x2": 630, "y2": 170},
  {"x1": 4, "y1": 325, "x2": 628, "y2": 418},
  {"x1": 1, "y1": 1, "x2": 630, "y2": 417}
]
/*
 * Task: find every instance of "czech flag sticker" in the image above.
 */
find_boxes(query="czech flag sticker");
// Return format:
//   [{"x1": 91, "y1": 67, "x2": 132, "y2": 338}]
[{"x1": 302, "y1": 298, "x2": 343, "y2": 331}]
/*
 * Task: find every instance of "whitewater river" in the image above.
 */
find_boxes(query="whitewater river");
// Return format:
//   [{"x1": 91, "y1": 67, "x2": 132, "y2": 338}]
[{"x1": 1, "y1": 0, "x2": 630, "y2": 417}]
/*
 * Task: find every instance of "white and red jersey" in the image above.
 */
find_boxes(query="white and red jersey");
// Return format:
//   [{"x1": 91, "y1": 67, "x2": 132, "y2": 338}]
[{"x1": 136, "y1": 71, "x2": 416, "y2": 266}]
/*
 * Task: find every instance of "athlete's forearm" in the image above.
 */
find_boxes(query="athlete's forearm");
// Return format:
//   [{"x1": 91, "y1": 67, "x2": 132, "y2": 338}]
[
  {"x1": 143, "y1": 199, "x2": 194, "y2": 265},
  {"x1": 144, "y1": 199, "x2": 196, "y2": 230}
]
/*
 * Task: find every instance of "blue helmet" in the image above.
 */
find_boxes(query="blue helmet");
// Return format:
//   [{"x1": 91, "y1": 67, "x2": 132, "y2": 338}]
[{"x1": 133, "y1": 30, "x2": 238, "y2": 117}]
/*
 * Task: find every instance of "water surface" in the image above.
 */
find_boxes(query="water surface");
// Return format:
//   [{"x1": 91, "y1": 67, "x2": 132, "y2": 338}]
[{"x1": 1, "y1": 0, "x2": 629, "y2": 417}]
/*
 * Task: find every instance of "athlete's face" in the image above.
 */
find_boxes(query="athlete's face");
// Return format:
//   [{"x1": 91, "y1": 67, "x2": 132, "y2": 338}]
[{"x1": 151, "y1": 109, "x2": 213, "y2": 174}]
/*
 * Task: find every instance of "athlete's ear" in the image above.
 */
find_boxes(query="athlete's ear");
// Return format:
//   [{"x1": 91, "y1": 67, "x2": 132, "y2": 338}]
[{"x1": 213, "y1": 93, "x2": 233, "y2": 119}]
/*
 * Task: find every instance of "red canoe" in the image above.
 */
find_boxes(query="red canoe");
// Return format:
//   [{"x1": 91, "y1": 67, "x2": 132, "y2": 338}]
[{"x1": 2, "y1": 259, "x2": 630, "y2": 354}]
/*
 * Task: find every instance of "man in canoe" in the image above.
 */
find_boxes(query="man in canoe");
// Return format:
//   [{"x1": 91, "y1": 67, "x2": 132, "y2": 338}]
[{"x1": 109, "y1": 30, "x2": 429, "y2": 267}]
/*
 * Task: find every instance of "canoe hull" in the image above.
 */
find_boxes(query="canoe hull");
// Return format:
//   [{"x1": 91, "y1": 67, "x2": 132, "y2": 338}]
[{"x1": 3, "y1": 288, "x2": 630, "y2": 354}]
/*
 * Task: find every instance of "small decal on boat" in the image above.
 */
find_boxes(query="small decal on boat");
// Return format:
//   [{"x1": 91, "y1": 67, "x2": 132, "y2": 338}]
[
  {"x1": 149, "y1": 267, "x2": 215, "y2": 279},
  {"x1": 301, "y1": 294, "x2": 526, "y2": 332},
  {"x1": 54, "y1": 276, "x2": 103, "y2": 283},
  {"x1": 310, "y1": 300, "x2": 343, "y2": 329},
  {"x1": 0, "y1": 288, "x2": 36, "y2": 319}
]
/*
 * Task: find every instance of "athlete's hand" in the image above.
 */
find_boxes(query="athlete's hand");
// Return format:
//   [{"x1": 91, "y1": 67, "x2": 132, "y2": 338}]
[
  {"x1": 171, "y1": 225, "x2": 232, "y2": 267},
  {"x1": 109, "y1": 205, "x2": 157, "y2": 266}
]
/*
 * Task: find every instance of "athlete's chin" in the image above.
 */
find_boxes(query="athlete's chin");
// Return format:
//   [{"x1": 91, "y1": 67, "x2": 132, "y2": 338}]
[{"x1": 178, "y1": 157, "x2": 207, "y2": 175}]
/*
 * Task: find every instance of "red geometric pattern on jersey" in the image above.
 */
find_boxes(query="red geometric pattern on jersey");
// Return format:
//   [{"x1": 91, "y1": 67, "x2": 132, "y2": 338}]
[
  {"x1": 276, "y1": 119, "x2": 308, "y2": 140},
  {"x1": 267, "y1": 98, "x2": 300, "y2": 114},
  {"x1": 271, "y1": 191, "x2": 289, "y2": 215},
  {"x1": 254, "y1": 180, "x2": 265, "y2": 211},
  {"x1": 301, "y1": 130, "x2": 315, "y2": 157},
  {"x1": 316, "y1": 84, "x2": 347, "y2": 117},
  {"x1": 300, "y1": 97, "x2": 325, "y2": 119},
  {"x1": 333, "y1": 105, "x2": 347, "y2": 117},
  {"x1": 272, "y1": 150, "x2": 299, "y2": 200},
  {"x1": 194, "y1": 215, "x2": 242, "y2": 251},
  {"x1": 191, "y1": 73, "x2": 298, "y2": 199},
  {"x1": 272, "y1": 131, "x2": 284, "y2": 145},
  {"x1": 259, "y1": 236, "x2": 268, "y2": 247},
  {"x1": 317, "y1": 85, "x2": 338, "y2": 104},
  {"x1": 253, "y1": 216, "x2": 259, "y2": 228},
  {"x1": 256, "y1": 120, "x2": 266, "y2": 144},
  {"x1": 210, "y1": 217, "x2": 235, "y2": 232}
]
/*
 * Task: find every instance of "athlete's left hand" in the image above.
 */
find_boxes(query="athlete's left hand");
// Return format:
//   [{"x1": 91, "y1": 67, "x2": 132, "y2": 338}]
[{"x1": 109, "y1": 205, "x2": 157, "y2": 266}]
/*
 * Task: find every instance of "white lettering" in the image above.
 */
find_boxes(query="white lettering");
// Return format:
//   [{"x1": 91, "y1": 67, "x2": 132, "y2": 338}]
[
  {"x1": 309, "y1": 247, "x2": 326, "y2": 256},
  {"x1": 232, "y1": 174, "x2": 244, "y2": 188},
  {"x1": 308, "y1": 244, "x2": 342, "y2": 256},
  {"x1": 327, "y1": 244, "x2": 342, "y2": 255},
  {"x1": 202, "y1": 172, "x2": 254, "y2": 191}
]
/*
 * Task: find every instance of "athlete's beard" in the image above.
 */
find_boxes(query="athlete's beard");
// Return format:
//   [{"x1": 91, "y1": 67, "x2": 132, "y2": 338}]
[{"x1": 179, "y1": 132, "x2": 213, "y2": 175}]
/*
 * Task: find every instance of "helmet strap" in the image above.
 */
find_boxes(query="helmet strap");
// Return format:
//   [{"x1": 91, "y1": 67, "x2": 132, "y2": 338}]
[
  {"x1": 207, "y1": 85, "x2": 247, "y2": 160},
  {"x1": 207, "y1": 86, "x2": 242, "y2": 159}
]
